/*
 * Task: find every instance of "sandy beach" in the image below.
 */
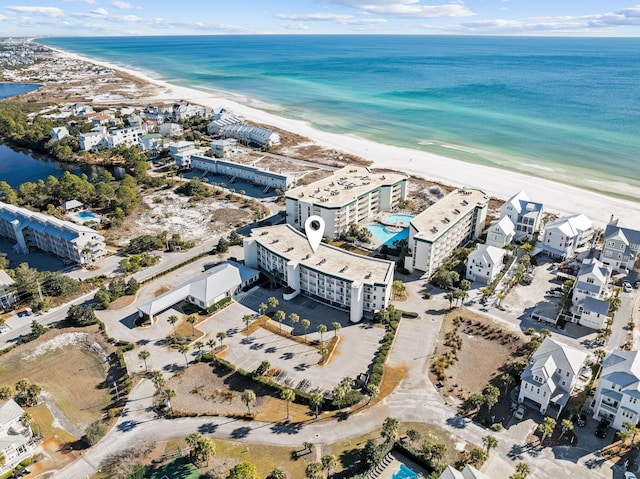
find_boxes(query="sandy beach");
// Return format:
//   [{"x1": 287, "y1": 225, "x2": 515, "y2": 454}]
[{"x1": 50, "y1": 46, "x2": 640, "y2": 228}]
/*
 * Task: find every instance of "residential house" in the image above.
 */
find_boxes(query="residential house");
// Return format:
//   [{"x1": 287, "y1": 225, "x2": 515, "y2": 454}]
[
  {"x1": 592, "y1": 349, "x2": 640, "y2": 431},
  {"x1": 500, "y1": 191, "x2": 543, "y2": 241},
  {"x1": 159, "y1": 122, "x2": 184, "y2": 138},
  {"x1": 103, "y1": 127, "x2": 143, "y2": 149},
  {"x1": 61, "y1": 200, "x2": 83, "y2": 212},
  {"x1": 0, "y1": 399, "x2": 38, "y2": 475},
  {"x1": 138, "y1": 133, "x2": 165, "y2": 158},
  {"x1": 50, "y1": 126, "x2": 69, "y2": 141},
  {"x1": 244, "y1": 224, "x2": 394, "y2": 323},
  {"x1": 518, "y1": 337, "x2": 587, "y2": 418},
  {"x1": 78, "y1": 127, "x2": 107, "y2": 152},
  {"x1": 600, "y1": 217, "x2": 640, "y2": 273},
  {"x1": 210, "y1": 138, "x2": 239, "y2": 158},
  {"x1": 285, "y1": 166, "x2": 408, "y2": 239},
  {"x1": 485, "y1": 215, "x2": 515, "y2": 248},
  {"x1": 219, "y1": 124, "x2": 281, "y2": 148},
  {"x1": 465, "y1": 244, "x2": 506, "y2": 284},
  {"x1": 404, "y1": 188, "x2": 488, "y2": 277},
  {"x1": 137, "y1": 262, "x2": 258, "y2": 319},
  {"x1": 571, "y1": 258, "x2": 611, "y2": 330},
  {"x1": 438, "y1": 465, "x2": 492, "y2": 479},
  {"x1": 0, "y1": 270, "x2": 16, "y2": 308},
  {"x1": 207, "y1": 110, "x2": 243, "y2": 134},
  {"x1": 70, "y1": 103, "x2": 94, "y2": 116},
  {"x1": 541, "y1": 214, "x2": 594, "y2": 260}
]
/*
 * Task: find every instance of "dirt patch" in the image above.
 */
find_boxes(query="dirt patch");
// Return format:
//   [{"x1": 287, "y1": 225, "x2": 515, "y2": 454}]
[
  {"x1": 167, "y1": 362, "x2": 272, "y2": 417},
  {"x1": 107, "y1": 293, "x2": 137, "y2": 310},
  {"x1": 429, "y1": 308, "x2": 526, "y2": 407}
]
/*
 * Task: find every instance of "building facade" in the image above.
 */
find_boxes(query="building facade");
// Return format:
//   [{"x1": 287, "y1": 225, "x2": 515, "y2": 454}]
[
  {"x1": 0, "y1": 399, "x2": 38, "y2": 475},
  {"x1": 243, "y1": 224, "x2": 394, "y2": 323},
  {"x1": 404, "y1": 189, "x2": 488, "y2": 277},
  {"x1": 600, "y1": 218, "x2": 640, "y2": 273},
  {"x1": 500, "y1": 191, "x2": 543, "y2": 241},
  {"x1": 541, "y1": 214, "x2": 594, "y2": 260},
  {"x1": 593, "y1": 349, "x2": 640, "y2": 431},
  {"x1": 0, "y1": 271, "x2": 16, "y2": 309},
  {"x1": 518, "y1": 337, "x2": 587, "y2": 418},
  {"x1": 465, "y1": 244, "x2": 506, "y2": 284},
  {"x1": 485, "y1": 215, "x2": 515, "y2": 248},
  {"x1": 571, "y1": 258, "x2": 611, "y2": 330},
  {"x1": 0, "y1": 202, "x2": 106, "y2": 265},
  {"x1": 285, "y1": 166, "x2": 408, "y2": 239},
  {"x1": 220, "y1": 124, "x2": 281, "y2": 147}
]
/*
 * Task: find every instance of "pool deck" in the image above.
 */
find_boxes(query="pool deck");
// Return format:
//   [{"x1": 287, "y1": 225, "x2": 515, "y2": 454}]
[{"x1": 377, "y1": 451, "x2": 428, "y2": 479}]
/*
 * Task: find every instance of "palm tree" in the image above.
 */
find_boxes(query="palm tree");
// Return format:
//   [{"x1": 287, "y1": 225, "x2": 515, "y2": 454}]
[
  {"x1": 275, "y1": 310, "x2": 286, "y2": 332},
  {"x1": 259, "y1": 303, "x2": 268, "y2": 315},
  {"x1": 161, "y1": 387, "x2": 176, "y2": 413},
  {"x1": 243, "y1": 314, "x2": 253, "y2": 331},
  {"x1": 288, "y1": 313, "x2": 299, "y2": 334},
  {"x1": 318, "y1": 324, "x2": 327, "y2": 343},
  {"x1": 194, "y1": 341, "x2": 204, "y2": 356},
  {"x1": 331, "y1": 322, "x2": 341, "y2": 338},
  {"x1": 310, "y1": 393, "x2": 323, "y2": 418},
  {"x1": 167, "y1": 315, "x2": 178, "y2": 333},
  {"x1": 301, "y1": 319, "x2": 311, "y2": 342},
  {"x1": 482, "y1": 435, "x2": 498, "y2": 456},
  {"x1": 538, "y1": 417, "x2": 556, "y2": 444},
  {"x1": 320, "y1": 346, "x2": 328, "y2": 361},
  {"x1": 625, "y1": 421, "x2": 640, "y2": 446},
  {"x1": 483, "y1": 386, "x2": 500, "y2": 414},
  {"x1": 515, "y1": 462, "x2": 531, "y2": 478},
  {"x1": 560, "y1": 418, "x2": 574, "y2": 438},
  {"x1": 322, "y1": 454, "x2": 338, "y2": 477},
  {"x1": 501, "y1": 373, "x2": 514, "y2": 395},
  {"x1": 216, "y1": 331, "x2": 227, "y2": 346},
  {"x1": 19, "y1": 412, "x2": 33, "y2": 429},
  {"x1": 138, "y1": 349, "x2": 150, "y2": 370},
  {"x1": 187, "y1": 315, "x2": 197, "y2": 337},
  {"x1": 382, "y1": 417, "x2": 399, "y2": 443},
  {"x1": 206, "y1": 338, "x2": 216, "y2": 354},
  {"x1": 468, "y1": 447, "x2": 487, "y2": 465},
  {"x1": 267, "y1": 468, "x2": 287, "y2": 479},
  {"x1": 617, "y1": 429, "x2": 632, "y2": 453},
  {"x1": 149, "y1": 370, "x2": 165, "y2": 391},
  {"x1": 178, "y1": 344, "x2": 190, "y2": 367},
  {"x1": 241, "y1": 389, "x2": 257, "y2": 415},
  {"x1": 268, "y1": 296, "x2": 279, "y2": 312},
  {"x1": 281, "y1": 387, "x2": 295, "y2": 420}
]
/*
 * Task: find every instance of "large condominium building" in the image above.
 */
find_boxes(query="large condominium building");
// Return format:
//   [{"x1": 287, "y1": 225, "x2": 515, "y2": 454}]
[
  {"x1": 244, "y1": 224, "x2": 395, "y2": 323},
  {"x1": 0, "y1": 202, "x2": 106, "y2": 265},
  {"x1": 285, "y1": 166, "x2": 408, "y2": 239},
  {"x1": 187, "y1": 154, "x2": 294, "y2": 191},
  {"x1": 404, "y1": 188, "x2": 488, "y2": 277}
]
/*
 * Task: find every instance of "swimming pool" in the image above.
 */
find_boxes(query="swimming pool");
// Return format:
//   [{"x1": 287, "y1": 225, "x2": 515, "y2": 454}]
[
  {"x1": 74, "y1": 211, "x2": 100, "y2": 222},
  {"x1": 386, "y1": 213, "x2": 414, "y2": 226},
  {"x1": 391, "y1": 464, "x2": 419, "y2": 479},
  {"x1": 367, "y1": 224, "x2": 409, "y2": 245}
]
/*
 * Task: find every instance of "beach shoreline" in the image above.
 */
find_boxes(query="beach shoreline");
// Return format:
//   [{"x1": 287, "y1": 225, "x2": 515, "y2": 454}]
[{"x1": 44, "y1": 43, "x2": 640, "y2": 228}]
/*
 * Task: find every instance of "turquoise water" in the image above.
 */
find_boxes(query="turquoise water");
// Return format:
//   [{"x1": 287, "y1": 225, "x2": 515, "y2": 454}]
[
  {"x1": 391, "y1": 464, "x2": 419, "y2": 479},
  {"x1": 40, "y1": 36, "x2": 640, "y2": 200},
  {"x1": 386, "y1": 214, "x2": 414, "y2": 226},
  {"x1": 367, "y1": 224, "x2": 409, "y2": 245},
  {"x1": 75, "y1": 211, "x2": 100, "y2": 221}
]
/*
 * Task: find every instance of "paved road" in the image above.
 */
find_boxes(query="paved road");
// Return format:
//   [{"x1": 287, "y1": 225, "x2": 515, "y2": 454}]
[{"x1": 53, "y1": 278, "x2": 621, "y2": 479}]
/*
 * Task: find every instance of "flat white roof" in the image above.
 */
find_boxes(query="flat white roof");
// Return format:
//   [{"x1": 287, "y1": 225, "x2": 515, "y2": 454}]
[
  {"x1": 285, "y1": 166, "x2": 407, "y2": 208},
  {"x1": 251, "y1": 224, "x2": 394, "y2": 286},
  {"x1": 410, "y1": 188, "x2": 488, "y2": 242}
]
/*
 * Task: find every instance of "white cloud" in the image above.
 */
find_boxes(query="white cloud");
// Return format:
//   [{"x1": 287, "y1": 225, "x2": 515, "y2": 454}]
[
  {"x1": 64, "y1": 0, "x2": 97, "y2": 4},
  {"x1": 6, "y1": 6, "x2": 65, "y2": 17},
  {"x1": 111, "y1": 1, "x2": 133, "y2": 9},
  {"x1": 92, "y1": 8, "x2": 109, "y2": 16},
  {"x1": 282, "y1": 23, "x2": 310, "y2": 30},
  {"x1": 275, "y1": 12, "x2": 386, "y2": 24},
  {"x1": 321, "y1": 0, "x2": 474, "y2": 18}
]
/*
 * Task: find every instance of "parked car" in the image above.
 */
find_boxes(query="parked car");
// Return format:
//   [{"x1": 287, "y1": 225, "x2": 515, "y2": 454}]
[
  {"x1": 624, "y1": 473, "x2": 637, "y2": 479},
  {"x1": 623, "y1": 281, "x2": 633, "y2": 293},
  {"x1": 596, "y1": 418, "x2": 610, "y2": 438},
  {"x1": 514, "y1": 405, "x2": 526, "y2": 420}
]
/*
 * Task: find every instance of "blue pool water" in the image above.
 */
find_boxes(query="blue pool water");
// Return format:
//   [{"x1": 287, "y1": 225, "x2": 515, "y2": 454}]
[
  {"x1": 391, "y1": 464, "x2": 419, "y2": 479},
  {"x1": 367, "y1": 224, "x2": 409, "y2": 245},
  {"x1": 386, "y1": 214, "x2": 414, "y2": 226},
  {"x1": 75, "y1": 211, "x2": 100, "y2": 221}
]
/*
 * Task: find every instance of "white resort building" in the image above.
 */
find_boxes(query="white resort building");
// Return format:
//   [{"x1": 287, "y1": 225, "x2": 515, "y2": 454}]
[
  {"x1": 518, "y1": 337, "x2": 587, "y2": 418},
  {"x1": 500, "y1": 191, "x2": 543, "y2": 241},
  {"x1": 0, "y1": 202, "x2": 106, "y2": 265},
  {"x1": 593, "y1": 349, "x2": 640, "y2": 431},
  {"x1": 0, "y1": 399, "x2": 38, "y2": 475},
  {"x1": 219, "y1": 124, "x2": 281, "y2": 148},
  {"x1": 243, "y1": 224, "x2": 395, "y2": 323},
  {"x1": 600, "y1": 217, "x2": 640, "y2": 273},
  {"x1": 404, "y1": 188, "x2": 488, "y2": 277},
  {"x1": 540, "y1": 213, "x2": 594, "y2": 260},
  {"x1": 285, "y1": 166, "x2": 408, "y2": 239}
]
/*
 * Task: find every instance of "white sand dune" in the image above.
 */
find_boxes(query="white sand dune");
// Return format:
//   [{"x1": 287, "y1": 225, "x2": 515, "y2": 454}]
[{"x1": 51, "y1": 47, "x2": 640, "y2": 228}]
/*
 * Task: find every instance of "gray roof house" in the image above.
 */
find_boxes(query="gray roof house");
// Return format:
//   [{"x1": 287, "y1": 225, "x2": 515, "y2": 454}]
[
  {"x1": 600, "y1": 217, "x2": 640, "y2": 273},
  {"x1": 438, "y1": 465, "x2": 492, "y2": 479},
  {"x1": 0, "y1": 399, "x2": 37, "y2": 475}
]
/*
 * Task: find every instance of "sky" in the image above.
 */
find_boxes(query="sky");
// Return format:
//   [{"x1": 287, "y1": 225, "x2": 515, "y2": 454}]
[{"x1": 2, "y1": 0, "x2": 640, "y2": 37}]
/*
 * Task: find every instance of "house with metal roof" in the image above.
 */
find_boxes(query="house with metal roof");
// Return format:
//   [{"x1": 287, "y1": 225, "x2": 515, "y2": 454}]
[
  {"x1": 600, "y1": 217, "x2": 640, "y2": 273},
  {"x1": 0, "y1": 399, "x2": 37, "y2": 475},
  {"x1": 593, "y1": 350, "x2": 640, "y2": 431},
  {"x1": 518, "y1": 337, "x2": 587, "y2": 418},
  {"x1": 485, "y1": 215, "x2": 515, "y2": 248},
  {"x1": 571, "y1": 257, "x2": 611, "y2": 330},
  {"x1": 438, "y1": 464, "x2": 492, "y2": 479},
  {"x1": 465, "y1": 244, "x2": 506, "y2": 284},
  {"x1": 500, "y1": 191, "x2": 543, "y2": 241},
  {"x1": 541, "y1": 213, "x2": 594, "y2": 259}
]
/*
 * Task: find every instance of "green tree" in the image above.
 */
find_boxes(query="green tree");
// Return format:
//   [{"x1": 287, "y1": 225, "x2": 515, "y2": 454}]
[
  {"x1": 318, "y1": 324, "x2": 327, "y2": 343},
  {"x1": 186, "y1": 432, "x2": 216, "y2": 465},
  {"x1": 538, "y1": 417, "x2": 556, "y2": 444},
  {"x1": 501, "y1": 373, "x2": 515, "y2": 395},
  {"x1": 331, "y1": 321, "x2": 341, "y2": 338},
  {"x1": 84, "y1": 420, "x2": 107, "y2": 446},
  {"x1": 483, "y1": 386, "x2": 500, "y2": 414},
  {"x1": 187, "y1": 315, "x2": 197, "y2": 337},
  {"x1": 227, "y1": 461, "x2": 259, "y2": 479},
  {"x1": 515, "y1": 462, "x2": 531, "y2": 478},
  {"x1": 301, "y1": 319, "x2": 311, "y2": 342},
  {"x1": 216, "y1": 331, "x2": 227, "y2": 346},
  {"x1": 266, "y1": 468, "x2": 287, "y2": 479},
  {"x1": 241, "y1": 389, "x2": 257, "y2": 415},
  {"x1": 482, "y1": 435, "x2": 498, "y2": 456},
  {"x1": 168, "y1": 315, "x2": 178, "y2": 333},
  {"x1": 381, "y1": 417, "x2": 399, "y2": 443},
  {"x1": 258, "y1": 303, "x2": 267, "y2": 315},
  {"x1": 467, "y1": 392, "x2": 485, "y2": 411},
  {"x1": 243, "y1": 314, "x2": 253, "y2": 331},
  {"x1": 206, "y1": 338, "x2": 217, "y2": 355},
  {"x1": 66, "y1": 304, "x2": 98, "y2": 326},
  {"x1": 468, "y1": 447, "x2": 487, "y2": 465},
  {"x1": 138, "y1": 349, "x2": 150, "y2": 371},
  {"x1": 361, "y1": 439, "x2": 382, "y2": 469},
  {"x1": 267, "y1": 296, "x2": 279, "y2": 311},
  {"x1": 0, "y1": 386, "x2": 12, "y2": 400},
  {"x1": 178, "y1": 344, "x2": 190, "y2": 367},
  {"x1": 161, "y1": 387, "x2": 176, "y2": 413},
  {"x1": 309, "y1": 393, "x2": 323, "y2": 418},
  {"x1": 274, "y1": 310, "x2": 286, "y2": 333},
  {"x1": 94, "y1": 288, "x2": 111, "y2": 309},
  {"x1": 305, "y1": 461, "x2": 325, "y2": 479},
  {"x1": 421, "y1": 441, "x2": 447, "y2": 468},
  {"x1": 281, "y1": 387, "x2": 295, "y2": 420},
  {"x1": 288, "y1": 312, "x2": 299, "y2": 333},
  {"x1": 24, "y1": 383, "x2": 42, "y2": 406},
  {"x1": 560, "y1": 418, "x2": 574, "y2": 438}
]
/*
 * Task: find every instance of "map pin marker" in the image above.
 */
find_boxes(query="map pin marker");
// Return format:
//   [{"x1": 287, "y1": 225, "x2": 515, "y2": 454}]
[{"x1": 304, "y1": 215, "x2": 325, "y2": 253}]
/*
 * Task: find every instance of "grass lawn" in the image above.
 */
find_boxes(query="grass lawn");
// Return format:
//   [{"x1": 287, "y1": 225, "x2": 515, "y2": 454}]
[
  {"x1": 213, "y1": 440, "x2": 308, "y2": 478},
  {"x1": 0, "y1": 328, "x2": 111, "y2": 434},
  {"x1": 147, "y1": 457, "x2": 200, "y2": 479}
]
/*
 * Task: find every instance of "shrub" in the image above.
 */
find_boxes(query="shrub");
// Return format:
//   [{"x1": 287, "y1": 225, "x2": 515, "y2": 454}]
[{"x1": 84, "y1": 420, "x2": 107, "y2": 445}]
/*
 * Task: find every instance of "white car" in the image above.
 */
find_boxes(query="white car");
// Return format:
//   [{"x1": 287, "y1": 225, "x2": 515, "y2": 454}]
[
  {"x1": 623, "y1": 281, "x2": 633, "y2": 293},
  {"x1": 624, "y1": 472, "x2": 637, "y2": 479},
  {"x1": 514, "y1": 405, "x2": 526, "y2": 420}
]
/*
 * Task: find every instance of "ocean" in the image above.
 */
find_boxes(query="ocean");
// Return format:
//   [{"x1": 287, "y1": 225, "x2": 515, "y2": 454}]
[{"x1": 40, "y1": 35, "x2": 640, "y2": 200}]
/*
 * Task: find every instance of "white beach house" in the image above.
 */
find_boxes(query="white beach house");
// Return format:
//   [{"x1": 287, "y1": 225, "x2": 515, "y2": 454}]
[
  {"x1": 599, "y1": 217, "x2": 640, "y2": 273},
  {"x1": 541, "y1": 213, "x2": 594, "y2": 260},
  {"x1": 485, "y1": 215, "x2": 515, "y2": 248},
  {"x1": 465, "y1": 244, "x2": 506, "y2": 284},
  {"x1": 571, "y1": 257, "x2": 611, "y2": 330},
  {"x1": 500, "y1": 191, "x2": 543, "y2": 241}
]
